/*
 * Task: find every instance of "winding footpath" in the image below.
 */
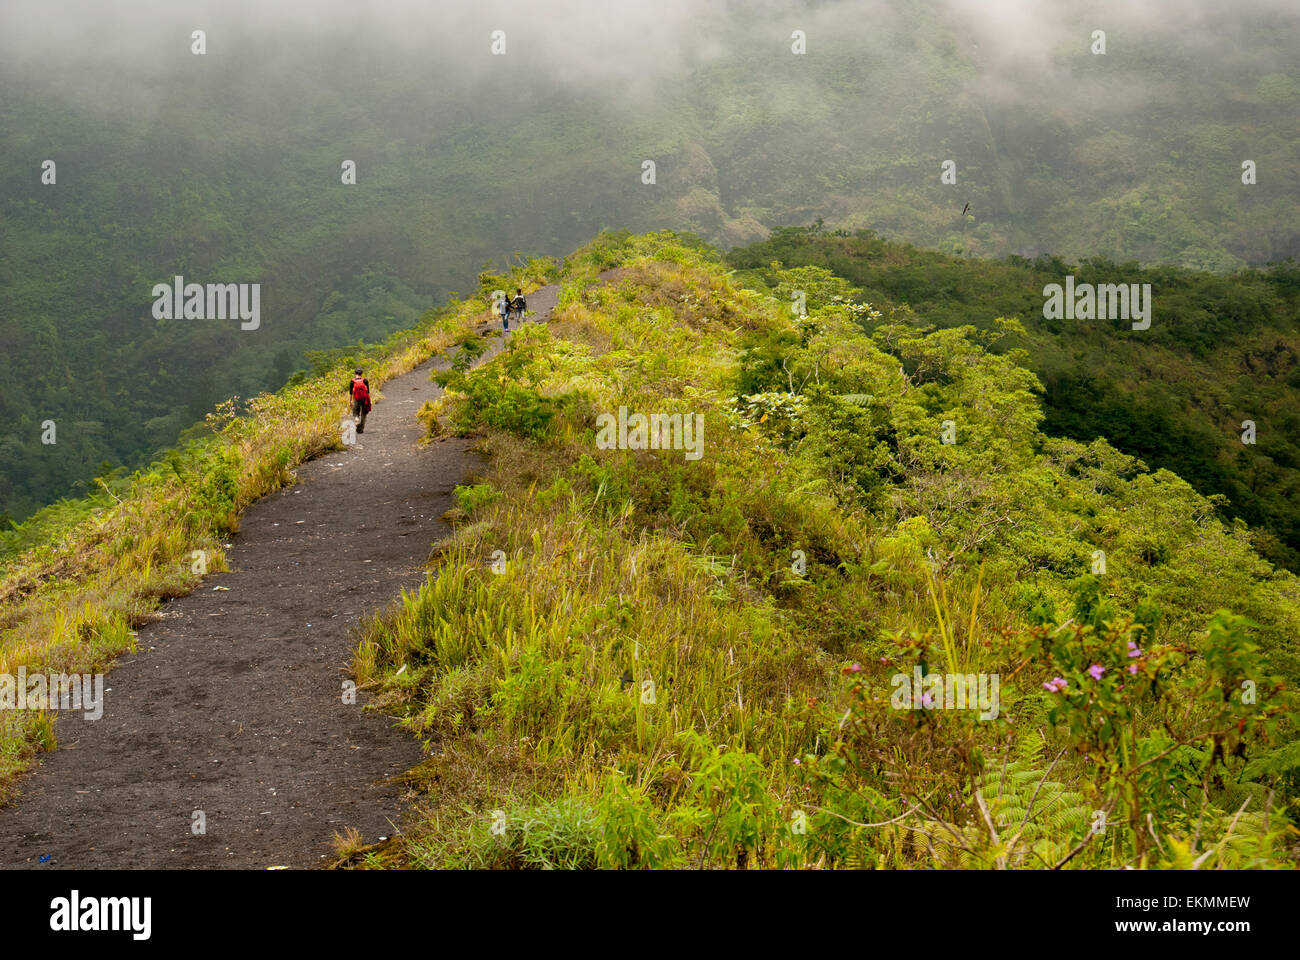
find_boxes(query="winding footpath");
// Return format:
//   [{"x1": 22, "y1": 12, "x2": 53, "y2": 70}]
[{"x1": 0, "y1": 285, "x2": 561, "y2": 869}]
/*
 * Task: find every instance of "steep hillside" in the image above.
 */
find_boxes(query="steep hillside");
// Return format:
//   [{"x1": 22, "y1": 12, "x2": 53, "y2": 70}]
[
  {"x1": 345, "y1": 232, "x2": 1299, "y2": 869},
  {"x1": 727, "y1": 227, "x2": 1300, "y2": 571}
]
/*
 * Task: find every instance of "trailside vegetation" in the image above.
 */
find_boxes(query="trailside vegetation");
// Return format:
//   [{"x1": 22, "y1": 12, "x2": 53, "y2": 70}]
[{"x1": 345, "y1": 232, "x2": 1299, "y2": 869}]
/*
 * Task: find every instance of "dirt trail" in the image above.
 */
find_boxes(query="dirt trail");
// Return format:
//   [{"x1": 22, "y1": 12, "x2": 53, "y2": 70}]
[{"x1": 0, "y1": 286, "x2": 561, "y2": 869}]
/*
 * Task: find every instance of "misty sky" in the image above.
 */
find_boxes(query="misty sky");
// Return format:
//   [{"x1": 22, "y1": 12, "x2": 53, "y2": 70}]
[{"x1": 3, "y1": 0, "x2": 1297, "y2": 100}]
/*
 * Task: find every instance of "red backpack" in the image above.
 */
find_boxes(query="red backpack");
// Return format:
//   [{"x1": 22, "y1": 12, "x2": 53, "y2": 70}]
[{"x1": 351, "y1": 377, "x2": 370, "y2": 405}]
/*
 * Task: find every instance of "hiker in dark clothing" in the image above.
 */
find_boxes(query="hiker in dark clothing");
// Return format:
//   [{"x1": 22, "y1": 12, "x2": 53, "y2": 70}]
[
  {"x1": 347, "y1": 367, "x2": 371, "y2": 433},
  {"x1": 498, "y1": 290, "x2": 511, "y2": 334},
  {"x1": 510, "y1": 288, "x2": 527, "y2": 324}
]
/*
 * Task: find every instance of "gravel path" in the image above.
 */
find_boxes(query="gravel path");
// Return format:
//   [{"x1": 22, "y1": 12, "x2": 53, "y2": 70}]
[{"x1": 0, "y1": 284, "x2": 561, "y2": 869}]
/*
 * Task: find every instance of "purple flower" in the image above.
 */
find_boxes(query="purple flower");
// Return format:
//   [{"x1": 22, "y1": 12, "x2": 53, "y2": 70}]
[
  {"x1": 1127, "y1": 640, "x2": 1142, "y2": 658},
  {"x1": 920, "y1": 692, "x2": 935, "y2": 708},
  {"x1": 1043, "y1": 676, "x2": 1068, "y2": 693},
  {"x1": 1128, "y1": 663, "x2": 1139, "y2": 675},
  {"x1": 1088, "y1": 664, "x2": 1105, "y2": 680}
]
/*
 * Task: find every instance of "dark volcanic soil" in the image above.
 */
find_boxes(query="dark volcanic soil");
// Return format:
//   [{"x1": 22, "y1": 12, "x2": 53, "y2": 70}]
[{"x1": 0, "y1": 285, "x2": 560, "y2": 869}]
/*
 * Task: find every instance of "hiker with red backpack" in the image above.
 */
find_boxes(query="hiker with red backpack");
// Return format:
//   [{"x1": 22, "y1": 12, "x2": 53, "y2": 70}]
[{"x1": 348, "y1": 367, "x2": 372, "y2": 434}]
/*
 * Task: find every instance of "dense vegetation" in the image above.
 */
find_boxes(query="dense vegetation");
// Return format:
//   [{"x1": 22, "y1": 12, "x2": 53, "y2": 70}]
[
  {"x1": 3, "y1": 0, "x2": 1297, "y2": 527},
  {"x1": 335, "y1": 232, "x2": 1298, "y2": 869},
  {"x1": 727, "y1": 226, "x2": 1300, "y2": 571}
]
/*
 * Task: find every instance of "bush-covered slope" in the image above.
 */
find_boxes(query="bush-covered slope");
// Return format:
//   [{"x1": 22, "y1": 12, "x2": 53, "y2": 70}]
[
  {"x1": 727, "y1": 226, "x2": 1300, "y2": 571},
  {"x1": 344, "y1": 232, "x2": 1299, "y2": 869}
]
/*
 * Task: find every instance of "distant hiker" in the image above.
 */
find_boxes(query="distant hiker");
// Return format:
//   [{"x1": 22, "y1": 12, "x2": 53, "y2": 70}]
[
  {"x1": 499, "y1": 290, "x2": 511, "y2": 333},
  {"x1": 348, "y1": 367, "x2": 371, "y2": 434},
  {"x1": 510, "y1": 288, "x2": 526, "y2": 323}
]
